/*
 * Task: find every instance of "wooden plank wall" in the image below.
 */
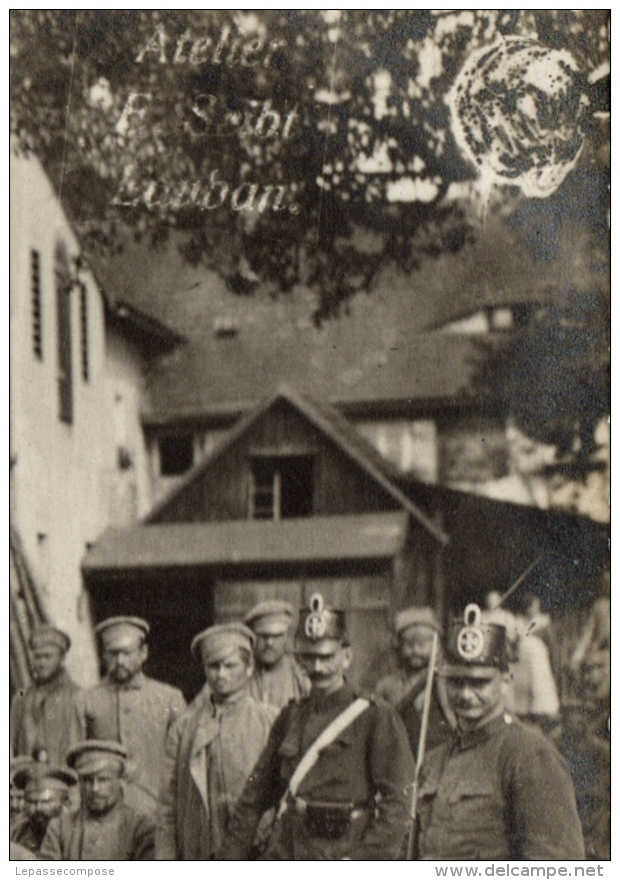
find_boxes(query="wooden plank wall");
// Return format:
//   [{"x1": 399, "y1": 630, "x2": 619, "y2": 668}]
[
  {"x1": 214, "y1": 569, "x2": 394, "y2": 689},
  {"x1": 152, "y1": 399, "x2": 400, "y2": 523}
]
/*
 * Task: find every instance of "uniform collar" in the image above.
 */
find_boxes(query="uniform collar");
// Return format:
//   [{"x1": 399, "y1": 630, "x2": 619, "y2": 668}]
[
  {"x1": 36, "y1": 667, "x2": 72, "y2": 692},
  {"x1": 106, "y1": 670, "x2": 145, "y2": 691},
  {"x1": 455, "y1": 712, "x2": 512, "y2": 751},
  {"x1": 307, "y1": 679, "x2": 355, "y2": 712}
]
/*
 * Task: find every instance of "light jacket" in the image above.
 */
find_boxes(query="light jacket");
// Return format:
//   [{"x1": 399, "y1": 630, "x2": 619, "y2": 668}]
[
  {"x1": 76, "y1": 672, "x2": 186, "y2": 816},
  {"x1": 156, "y1": 685, "x2": 278, "y2": 860}
]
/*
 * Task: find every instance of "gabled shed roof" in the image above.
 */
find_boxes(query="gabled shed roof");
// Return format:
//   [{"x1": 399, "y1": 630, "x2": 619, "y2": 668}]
[{"x1": 146, "y1": 385, "x2": 448, "y2": 544}]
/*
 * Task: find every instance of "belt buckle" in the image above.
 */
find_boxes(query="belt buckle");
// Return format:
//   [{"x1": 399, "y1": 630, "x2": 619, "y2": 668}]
[
  {"x1": 303, "y1": 800, "x2": 355, "y2": 840},
  {"x1": 292, "y1": 795, "x2": 307, "y2": 815}
]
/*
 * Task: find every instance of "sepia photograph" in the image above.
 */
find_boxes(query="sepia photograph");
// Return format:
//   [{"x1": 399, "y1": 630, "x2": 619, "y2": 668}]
[{"x1": 10, "y1": 10, "x2": 610, "y2": 865}]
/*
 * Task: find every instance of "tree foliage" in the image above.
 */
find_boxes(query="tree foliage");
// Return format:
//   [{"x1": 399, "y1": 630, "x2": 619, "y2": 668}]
[
  {"x1": 471, "y1": 161, "x2": 610, "y2": 461},
  {"x1": 10, "y1": 10, "x2": 609, "y2": 320},
  {"x1": 10, "y1": 11, "x2": 609, "y2": 464}
]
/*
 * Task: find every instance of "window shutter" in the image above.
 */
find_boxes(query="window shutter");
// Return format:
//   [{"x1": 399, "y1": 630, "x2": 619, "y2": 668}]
[
  {"x1": 55, "y1": 245, "x2": 73, "y2": 424},
  {"x1": 31, "y1": 250, "x2": 43, "y2": 359}
]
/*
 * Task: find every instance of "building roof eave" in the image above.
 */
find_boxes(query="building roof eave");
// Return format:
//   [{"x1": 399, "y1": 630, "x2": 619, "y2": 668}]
[
  {"x1": 108, "y1": 300, "x2": 185, "y2": 353},
  {"x1": 82, "y1": 512, "x2": 410, "y2": 574}
]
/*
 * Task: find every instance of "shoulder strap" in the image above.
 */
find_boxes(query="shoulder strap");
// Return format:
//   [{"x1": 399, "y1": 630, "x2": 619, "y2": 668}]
[{"x1": 277, "y1": 697, "x2": 370, "y2": 817}]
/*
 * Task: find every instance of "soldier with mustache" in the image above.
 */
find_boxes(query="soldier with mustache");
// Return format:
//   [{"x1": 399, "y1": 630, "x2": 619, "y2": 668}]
[
  {"x1": 75, "y1": 617, "x2": 186, "y2": 818},
  {"x1": 39, "y1": 741, "x2": 154, "y2": 860},
  {"x1": 244, "y1": 600, "x2": 311, "y2": 709},
  {"x1": 375, "y1": 607, "x2": 455, "y2": 753},
  {"x1": 10, "y1": 761, "x2": 77, "y2": 856},
  {"x1": 11, "y1": 626, "x2": 81, "y2": 766},
  {"x1": 416, "y1": 604, "x2": 585, "y2": 860},
  {"x1": 218, "y1": 594, "x2": 415, "y2": 860}
]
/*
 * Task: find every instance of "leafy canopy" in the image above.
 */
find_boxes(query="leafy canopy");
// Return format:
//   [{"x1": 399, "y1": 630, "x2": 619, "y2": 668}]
[{"x1": 10, "y1": 10, "x2": 608, "y2": 319}]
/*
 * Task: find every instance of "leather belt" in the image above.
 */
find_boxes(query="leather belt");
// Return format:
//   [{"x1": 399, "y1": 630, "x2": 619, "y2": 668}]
[{"x1": 289, "y1": 795, "x2": 368, "y2": 820}]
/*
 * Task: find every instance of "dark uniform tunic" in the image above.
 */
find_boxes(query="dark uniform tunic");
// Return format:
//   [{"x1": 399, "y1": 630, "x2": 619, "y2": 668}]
[
  {"x1": 76, "y1": 672, "x2": 186, "y2": 816},
  {"x1": 11, "y1": 669, "x2": 81, "y2": 765},
  {"x1": 218, "y1": 681, "x2": 415, "y2": 860},
  {"x1": 376, "y1": 668, "x2": 455, "y2": 753},
  {"x1": 40, "y1": 802, "x2": 155, "y2": 860},
  {"x1": 10, "y1": 813, "x2": 48, "y2": 856},
  {"x1": 417, "y1": 713, "x2": 585, "y2": 860}
]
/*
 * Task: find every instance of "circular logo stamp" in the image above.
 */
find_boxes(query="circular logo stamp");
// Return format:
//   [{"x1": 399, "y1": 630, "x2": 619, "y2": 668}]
[
  {"x1": 305, "y1": 613, "x2": 326, "y2": 639},
  {"x1": 457, "y1": 626, "x2": 485, "y2": 660},
  {"x1": 305, "y1": 593, "x2": 326, "y2": 639},
  {"x1": 457, "y1": 603, "x2": 485, "y2": 660}
]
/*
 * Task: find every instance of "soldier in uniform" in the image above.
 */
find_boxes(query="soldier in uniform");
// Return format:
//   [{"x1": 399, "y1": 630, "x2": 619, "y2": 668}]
[
  {"x1": 244, "y1": 599, "x2": 311, "y2": 708},
  {"x1": 416, "y1": 604, "x2": 585, "y2": 860},
  {"x1": 11, "y1": 625, "x2": 81, "y2": 765},
  {"x1": 375, "y1": 607, "x2": 455, "y2": 752},
  {"x1": 10, "y1": 761, "x2": 77, "y2": 856},
  {"x1": 75, "y1": 616, "x2": 186, "y2": 817},
  {"x1": 156, "y1": 623, "x2": 278, "y2": 859},
  {"x1": 40, "y1": 740, "x2": 155, "y2": 860},
  {"x1": 10, "y1": 756, "x2": 33, "y2": 828},
  {"x1": 218, "y1": 594, "x2": 415, "y2": 860}
]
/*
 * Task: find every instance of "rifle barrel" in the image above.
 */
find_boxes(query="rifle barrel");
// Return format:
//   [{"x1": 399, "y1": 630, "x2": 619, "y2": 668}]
[
  {"x1": 406, "y1": 629, "x2": 440, "y2": 860},
  {"x1": 497, "y1": 555, "x2": 544, "y2": 607}
]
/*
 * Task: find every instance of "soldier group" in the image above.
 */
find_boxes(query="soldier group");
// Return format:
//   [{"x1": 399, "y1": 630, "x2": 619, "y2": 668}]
[{"x1": 11, "y1": 594, "x2": 591, "y2": 860}]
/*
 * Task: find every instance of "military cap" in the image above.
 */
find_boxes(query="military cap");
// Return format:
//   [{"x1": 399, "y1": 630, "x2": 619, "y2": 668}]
[
  {"x1": 440, "y1": 603, "x2": 509, "y2": 678},
  {"x1": 394, "y1": 606, "x2": 442, "y2": 635},
  {"x1": 12, "y1": 762, "x2": 77, "y2": 793},
  {"x1": 296, "y1": 594, "x2": 349, "y2": 645},
  {"x1": 66, "y1": 740, "x2": 128, "y2": 776},
  {"x1": 244, "y1": 599, "x2": 293, "y2": 635},
  {"x1": 94, "y1": 616, "x2": 150, "y2": 639},
  {"x1": 30, "y1": 625, "x2": 71, "y2": 653},
  {"x1": 10, "y1": 756, "x2": 37, "y2": 788},
  {"x1": 191, "y1": 622, "x2": 255, "y2": 663}
]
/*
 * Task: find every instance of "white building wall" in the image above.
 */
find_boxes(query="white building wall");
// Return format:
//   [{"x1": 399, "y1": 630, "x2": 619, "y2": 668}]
[
  {"x1": 104, "y1": 331, "x2": 153, "y2": 523},
  {"x1": 356, "y1": 418, "x2": 438, "y2": 482},
  {"x1": 355, "y1": 413, "x2": 609, "y2": 524},
  {"x1": 10, "y1": 152, "x2": 152, "y2": 685}
]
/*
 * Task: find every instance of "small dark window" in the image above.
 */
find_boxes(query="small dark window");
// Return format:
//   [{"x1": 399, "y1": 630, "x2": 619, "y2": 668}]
[
  {"x1": 79, "y1": 283, "x2": 89, "y2": 381},
  {"x1": 249, "y1": 455, "x2": 314, "y2": 520},
  {"x1": 55, "y1": 244, "x2": 73, "y2": 424},
  {"x1": 159, "y1": 434, "x2": 194, "y2": 476},
  {"x1": 31, "y1": 250, "x2": 43, "y2": 359}
]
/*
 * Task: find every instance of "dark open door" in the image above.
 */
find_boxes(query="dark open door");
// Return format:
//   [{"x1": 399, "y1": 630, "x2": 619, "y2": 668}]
[{"x1": 86, "y1": 567, "x2": 215, "y2": 701}]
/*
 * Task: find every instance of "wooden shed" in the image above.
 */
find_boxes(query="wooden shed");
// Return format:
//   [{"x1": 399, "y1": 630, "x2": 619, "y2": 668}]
[{"x1": 83, "y1": 387, "x2": 447, "y2": 698}]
